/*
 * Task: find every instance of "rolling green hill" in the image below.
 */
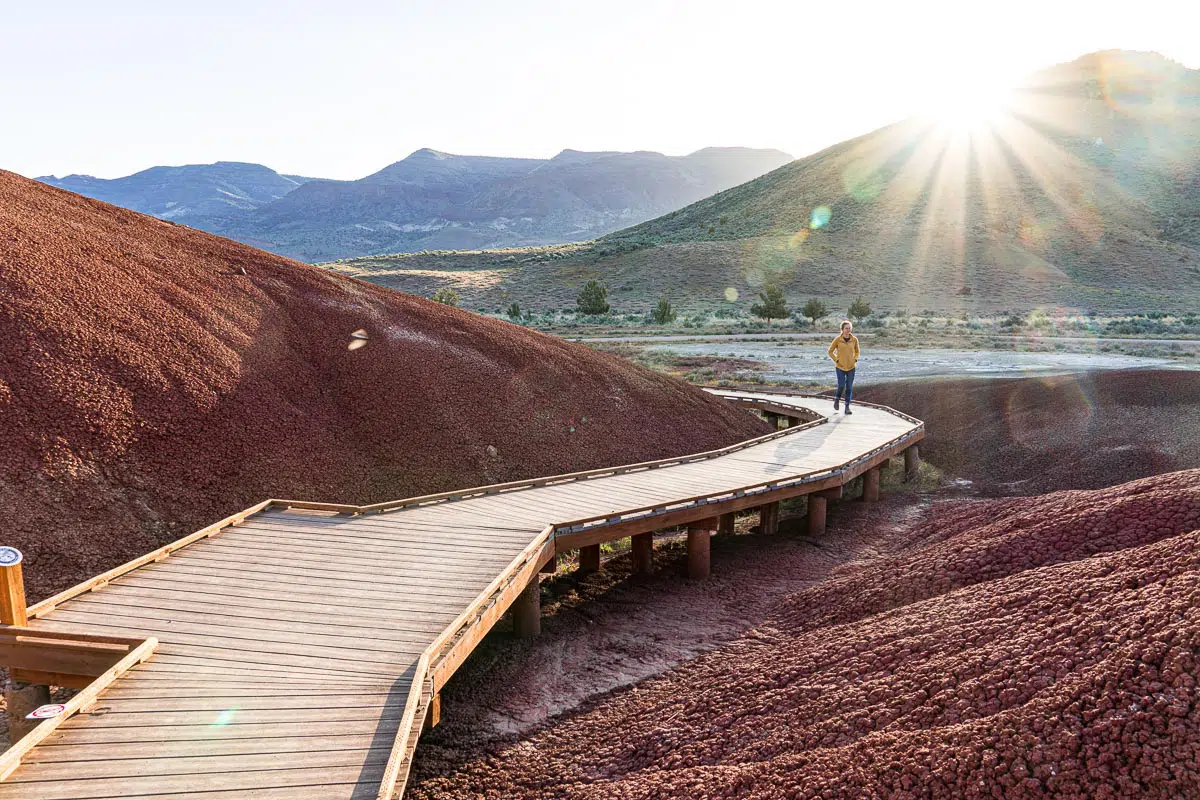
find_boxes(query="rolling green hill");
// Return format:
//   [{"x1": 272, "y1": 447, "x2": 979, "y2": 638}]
[{"x1": 326, "y1": 51, "x2": 1200, "y2": 315}]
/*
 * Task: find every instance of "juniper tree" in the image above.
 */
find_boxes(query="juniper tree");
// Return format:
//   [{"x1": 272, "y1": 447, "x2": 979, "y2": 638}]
[
  {"x1": 751, "y1": 284, "x2": 788, "y2": 322},
  {"x1": 576, "y1": 280, "x2": 610, "y2": 315}
]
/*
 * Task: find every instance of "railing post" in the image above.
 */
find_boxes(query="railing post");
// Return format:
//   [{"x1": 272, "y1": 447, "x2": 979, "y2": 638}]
[
  {"x1": 1, "y1": 547, "x2": 43, "y2": 747},
  {"x1": 0, "y1": 547, "x2": 28, "y2": 627}
]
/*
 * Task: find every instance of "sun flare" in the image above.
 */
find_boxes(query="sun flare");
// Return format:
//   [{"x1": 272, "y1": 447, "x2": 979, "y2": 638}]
[{"x1": 917, "y1": 78, "x2": 1015, "y2": 132}]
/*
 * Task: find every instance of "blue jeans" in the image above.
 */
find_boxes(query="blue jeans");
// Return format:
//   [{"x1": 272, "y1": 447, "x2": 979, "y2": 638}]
[{"x1": 836, "y1": 367, "x2": 855, "y2": 407}]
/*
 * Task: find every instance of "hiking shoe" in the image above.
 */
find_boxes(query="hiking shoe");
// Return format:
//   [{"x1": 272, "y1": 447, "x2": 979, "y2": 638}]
[
  {"x1": 845, "y1": 407, "x2": 853, "y2": 415},
  {"x1": 833, "y1": 400, "x2": 840, "y2": 411}
]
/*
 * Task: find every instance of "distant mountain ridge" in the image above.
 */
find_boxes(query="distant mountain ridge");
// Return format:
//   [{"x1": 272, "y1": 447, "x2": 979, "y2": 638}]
[
  {"x1": 328, "y1": 51, "x2": 1200, "y2": 314},
  {"x1": 217, "y1": 146, "x2": 793, "y2": 261},
  {"x1": 37, "y1": 146, "x2": 793, "y2": 262},
  {"x1": 38, "y1": 161, "x2": 315, "y2": 220}
]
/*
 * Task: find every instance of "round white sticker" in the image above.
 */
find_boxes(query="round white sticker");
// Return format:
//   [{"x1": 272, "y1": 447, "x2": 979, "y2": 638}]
[
  {"x1": 26, "y1": 705, "x2": 66, "y2": 724},
  {"x1": 0, "y1": 546, "x2": 21, "y2": 567}
]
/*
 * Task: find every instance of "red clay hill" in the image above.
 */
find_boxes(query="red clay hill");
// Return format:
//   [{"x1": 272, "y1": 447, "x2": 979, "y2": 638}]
[
  {"x1": 411, "y1": 469, "x2": 1200, "y2": 798},
  {"x1": 0, "y1": 170, "x2": 769, "y2": 601}
]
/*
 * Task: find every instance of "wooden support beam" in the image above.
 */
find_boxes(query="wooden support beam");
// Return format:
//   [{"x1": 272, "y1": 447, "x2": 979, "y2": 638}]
[
  {"x1": 511, "y1": 578, "x2": 541, "y2": 639},
  {"x1": 554, "y1": 471, "x2": 846, "y2": 550},
  {"x1": 904, "y1": 445, "x2": 921, "y2": 482},
  {"x1": 861, "y1": 467, "x2": 880, "y2": 502},
  {"x1": 423, "y1": 693, "x2": 442, "y2": 731},
  {"x1": 806, "y1": 495, "x2": 828, "y2": 537},
  {"x1": 631, "y1": 532, "x2": 653, "y2": 575},
  {"x1": 687, "y1": 516, "x2": 718, "y2": 579},
  {"x1": 578, "y1": 544, "x2": 601, "y2": 574},
  {"x1": 9, "y1": 669, "x2": 92, "y2": 690},
  {"x1": 0, "y1": 549, "x2": 28, "y2": 627},
  {"x1": 0, "y1": 627, "x2": 145, "y2": 687},
  {"x1": 718, "y1": 512, "x2": 735, "y2": 536}
]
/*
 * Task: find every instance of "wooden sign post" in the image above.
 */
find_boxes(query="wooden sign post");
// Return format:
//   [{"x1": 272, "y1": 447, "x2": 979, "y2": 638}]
[{"x1": 0, "y1": 547, "x2": 27, "y2": 627}]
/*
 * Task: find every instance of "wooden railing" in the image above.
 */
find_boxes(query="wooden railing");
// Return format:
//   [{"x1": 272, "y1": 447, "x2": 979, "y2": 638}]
[
  {"x1": 373, "y1": 525, "x2": 556, "y2": 800},
  {"x1": 0, "y1": 628, "x2": 157, "y2": 780}
]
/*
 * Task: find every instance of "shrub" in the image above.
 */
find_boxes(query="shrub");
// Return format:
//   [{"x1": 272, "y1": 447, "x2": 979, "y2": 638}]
[
  {"x1": 751, "y1": 285, "x2": 789, "y2": 322},
  {"x1": 506, "y1": 302, "x2": 523, "y2": 320},
  {"x1": 801, "y1": 297, "x2": 828, "y2": 325},
  {"x1": 576, "y1": 280, "x2": 610, "y2": 315},
  {"x1": 431, "y1": 287, "x2": 459, "y2": 306},
  {"x1": 651, "y1": 297, "x2": 677, "y2": 325},
  {"x1": 848, "y1": 296, "x2": 872, "y2": 321}
]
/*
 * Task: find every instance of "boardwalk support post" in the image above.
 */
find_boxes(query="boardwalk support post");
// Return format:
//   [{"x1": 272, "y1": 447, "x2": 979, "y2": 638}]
[
  {"x1": 423, "y1": 693, "x2": 442, "y2": 731},
  {"x1": 807, "y1": 496, "x2": 828, "y2": 536},
  {"x1": 862, "y1": 467, "x2": 880, "y2": 502},
  {"x1": 904, "y1": 445, "x2": 920, "y2": 482},
  {"x1": 687, "y1": 517, "x2": 718, "y2": 579},
  {"x1": 759, "y1": 502, "x2": 780, "y2": 535},
  {"x1": 718, "y1": 512, "x2": 735, "y2": 536},
  {"x1": 5, "y1": 681, "x2": 50, "y2": 746},
  {"x1": 631, "y1": 532, "x2": 653, "y2": 575},
  {"x1": 512, "y1": 578, "x2": 541, "y2": 638},
  {"x1": 578, "y1": 544, "x2": 601, "y2": 574}
]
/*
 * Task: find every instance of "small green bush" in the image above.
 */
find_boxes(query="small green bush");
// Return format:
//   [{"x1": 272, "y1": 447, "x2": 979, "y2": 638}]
[
  {"x1": 576, "y1": 280, "x2": 611, "y2": 315},
  {"x1": 801, "y1": 297, "x2": 827, "y2": 325},
  {"x1": 848, "y1": 296, "x2": 872, "y2": 321},
  {"x1": 651, "y1": 297, "x2": 677, "y2": 325},
  {"x1": 431, "y1": 287, "x2": 460, "y2": 306},
  {"x1": 752, "y1": 285, "x2": 789, "y2": 322}
]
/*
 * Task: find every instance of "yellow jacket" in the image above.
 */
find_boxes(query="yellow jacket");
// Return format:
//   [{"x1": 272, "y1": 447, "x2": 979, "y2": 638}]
[{"x1": 828, "y1": 334, "x2": 860, "y2": 371}]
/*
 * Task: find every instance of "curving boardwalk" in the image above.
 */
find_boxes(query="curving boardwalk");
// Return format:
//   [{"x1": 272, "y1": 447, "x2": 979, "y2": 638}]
[{"x1": 0, "y1": 391, "x2": 922, "y2": 799}]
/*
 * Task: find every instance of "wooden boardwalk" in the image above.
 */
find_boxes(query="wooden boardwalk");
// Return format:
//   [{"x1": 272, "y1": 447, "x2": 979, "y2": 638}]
[{"x1": 0, "y1": 390, "x2": 922, "y2": 799}]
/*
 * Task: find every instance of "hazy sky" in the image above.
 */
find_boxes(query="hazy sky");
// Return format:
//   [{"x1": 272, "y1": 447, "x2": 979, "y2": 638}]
[{"x1": 4, "y1": 0, "x2": 1198, "y2": 180}]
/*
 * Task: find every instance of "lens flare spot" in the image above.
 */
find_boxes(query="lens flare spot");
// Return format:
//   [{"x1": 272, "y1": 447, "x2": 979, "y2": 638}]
[
  {"x1": 1003, "y1": 375, "x2": 1094, "y2": 448},
  {"x1": 212, "y1": 708, "x2": 239, "y2": 727},
  {"x1": 842, "y1": 163, "x2": 885, "y2": 201},
  {"x1": 724, "y1": 287, "x2": 739, "y2": 302},
  {"x1": 810, "y1": 206, "x2": 832, "y2": 230},
  {"x1": 788, "y1": 229, "x2": 810, "y2": 248}
]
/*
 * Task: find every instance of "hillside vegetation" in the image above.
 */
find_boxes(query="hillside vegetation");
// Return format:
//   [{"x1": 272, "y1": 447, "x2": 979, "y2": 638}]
[{"x1": 331, "y1": 51, "x2": 1200, "y2": 314}]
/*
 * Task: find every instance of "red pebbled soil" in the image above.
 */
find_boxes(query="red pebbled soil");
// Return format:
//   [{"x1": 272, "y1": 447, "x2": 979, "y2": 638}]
[
  {"x1": 0, "y1": 170, "x2": 768, "y2": 601},
  {"x1": 859, "y1": 370, "x2": 1200, "y2": 495},
  {"x1": 410, "y1": 470, "x2": 1200, "y2": 798}
]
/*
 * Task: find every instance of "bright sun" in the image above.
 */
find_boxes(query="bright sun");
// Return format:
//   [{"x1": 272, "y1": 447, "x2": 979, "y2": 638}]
[{"x1": 918, "y1": 78, "x2": 1014, "y2": 132}]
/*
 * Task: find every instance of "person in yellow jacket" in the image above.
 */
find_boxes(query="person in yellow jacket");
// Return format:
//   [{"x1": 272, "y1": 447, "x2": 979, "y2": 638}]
[{"x1": 828, "y1": 320, "x2": 860, "y2": 415}]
